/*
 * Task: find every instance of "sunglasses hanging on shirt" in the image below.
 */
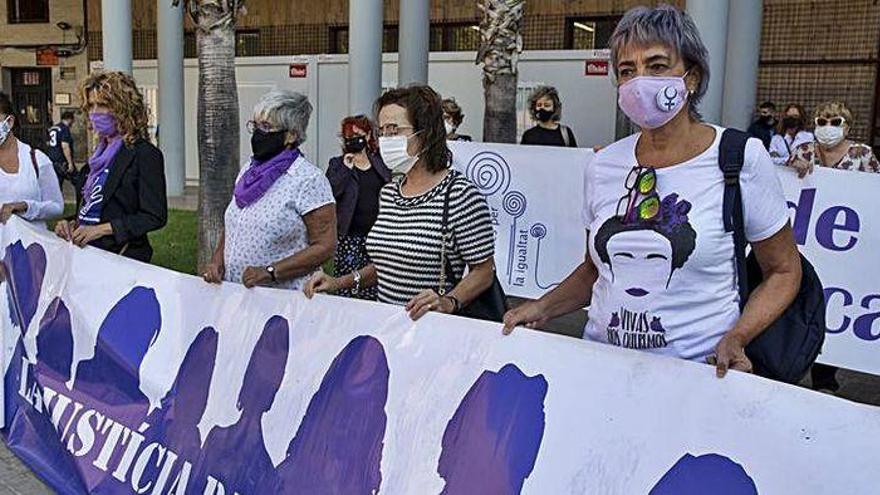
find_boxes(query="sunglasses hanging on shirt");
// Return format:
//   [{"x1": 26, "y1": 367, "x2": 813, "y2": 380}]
[{"x1": 616, "y1": 166, "x2": 660, "y2": 224}]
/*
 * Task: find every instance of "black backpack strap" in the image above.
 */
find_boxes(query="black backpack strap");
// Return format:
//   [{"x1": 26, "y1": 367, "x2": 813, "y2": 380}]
[
  {"x1": 30, "y1": 147, "x2": 39, "y2": 178},
  {"x1": 719, "y1": 129, "x2": 751, "y2": 311}
]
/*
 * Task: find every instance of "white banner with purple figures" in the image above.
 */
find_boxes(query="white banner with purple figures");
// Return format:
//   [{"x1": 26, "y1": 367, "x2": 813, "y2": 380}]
[
  {"x1": 777, "y1": 166, "x2": 880, "y2": 376},
  {"x1": 1, "y1": 219, "x2": 880, "y2": 495},
  {"x1": 450, "y1": 142, "x2": 592, "y2": 300}
]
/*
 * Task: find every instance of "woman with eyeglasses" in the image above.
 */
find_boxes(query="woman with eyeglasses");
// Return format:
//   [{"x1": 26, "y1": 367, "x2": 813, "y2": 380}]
[
  {"x1": 503, "y1": 5, "x2": 802, "y2": 378},
  {"x1": 788, "y1": 101, "x2": 879, "y2": 178},
  {"x1": 305, "y1": 85, "x2": 497, "y2": 321},
  {"x1": 325, "y1": 115, "x2": 390, "y2": 300},
  {"x1": 203, "y1": 90, "x2": 336, "y2": 289}
]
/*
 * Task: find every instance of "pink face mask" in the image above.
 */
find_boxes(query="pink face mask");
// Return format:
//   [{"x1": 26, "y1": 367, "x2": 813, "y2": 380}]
[{"x1": 618, "y1": 74, "x2": 689, "y2": 129}]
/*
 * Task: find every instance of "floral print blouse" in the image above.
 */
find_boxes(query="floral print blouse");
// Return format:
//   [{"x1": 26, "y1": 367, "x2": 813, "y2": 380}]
[{"x1": 789, "y1": 141, "x2": 880, "y2": 173}]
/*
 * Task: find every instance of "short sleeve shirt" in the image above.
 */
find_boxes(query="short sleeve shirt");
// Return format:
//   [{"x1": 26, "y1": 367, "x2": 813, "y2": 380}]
[
  {"x1": 366, "y1": 170, "x2": 495, "y2": 306},
  {"x1": 47, "y1": 123, "x2": 73, "y2": 163},
  {"x1": 790, "y1": 141, "x2": 880, "y2": 174},
  {"x1": 224, "y1": 155, "x2": 335, "y2": 290},
  {"x1": 582, "y1": 125, "x2": 789, "y2": 362}
]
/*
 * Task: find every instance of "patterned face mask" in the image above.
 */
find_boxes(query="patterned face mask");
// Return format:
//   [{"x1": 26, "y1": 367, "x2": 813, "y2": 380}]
[{"x1": 0, "y1": 116, "x2": 13, "y2": 146}]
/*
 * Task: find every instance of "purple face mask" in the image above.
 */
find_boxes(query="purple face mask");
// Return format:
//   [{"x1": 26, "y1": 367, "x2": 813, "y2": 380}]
[
  {"x1": 89, "y1": 112, "x2": 119, "y2": 137},
  {"x1": 618, "y1": 74, "x2": 689, "y2": 129}
]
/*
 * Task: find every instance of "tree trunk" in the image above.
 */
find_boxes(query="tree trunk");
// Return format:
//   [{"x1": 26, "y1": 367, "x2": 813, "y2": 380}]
[
  {"x1": 477, "y1": 0, "x2": 524, "y2": 144},
  {"x1": 483, "y1": 73, "x2": 518, "y2": 143},
  {"x1": 195, "y1": 19, "x2": 240, "y2": 270}
]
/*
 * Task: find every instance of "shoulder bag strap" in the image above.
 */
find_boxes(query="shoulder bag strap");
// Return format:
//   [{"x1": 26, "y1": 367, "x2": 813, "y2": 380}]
[
  {"x1": 560, "y1": 125, "x2": 571, "y2": 147},
  {"x1": 438, "y1": 173, "x2": 457, "y2": 296},
  {"x1": 30, "y1": 147, "x2": 39, "y2": 178},
  {"x1": 719, "y1": 129, "x2": 751, "y2": 311}
]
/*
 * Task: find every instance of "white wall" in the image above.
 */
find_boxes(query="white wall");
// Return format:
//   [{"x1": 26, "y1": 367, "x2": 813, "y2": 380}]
[{"x1": 131, "y1": 50, "x2": 617, "y2": 184}]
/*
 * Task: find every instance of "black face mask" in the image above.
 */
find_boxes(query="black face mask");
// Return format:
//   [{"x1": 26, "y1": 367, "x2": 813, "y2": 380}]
[
  {"x1": 251, "y1": 129, "x2": 288, "y2": 161},
  {"x1": 760, "y1": 115, "x2": 776, "y2": 126},
  {"x1": 535, "y1": 108, "x2": 554, "y2": 123},
  {"x1": 343, "y1": 136, "x2": 368, "y2": 154},
  {"x1": 782, "y1": 116, "x2": 802, "y2": 130}
]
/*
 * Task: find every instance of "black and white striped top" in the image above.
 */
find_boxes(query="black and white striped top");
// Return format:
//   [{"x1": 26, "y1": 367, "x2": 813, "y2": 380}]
[{"x1": 366, "y1": 170, "x2": 495, "y2": 306}]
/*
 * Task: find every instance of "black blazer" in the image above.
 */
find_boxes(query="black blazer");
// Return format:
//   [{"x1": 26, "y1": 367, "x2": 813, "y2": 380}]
[
  {"x1": 326, "y1": 152, "x2": 391, "y2": 238},
  {"x1": 83, "y1": 139, "x2": 168, "y2": 262}
]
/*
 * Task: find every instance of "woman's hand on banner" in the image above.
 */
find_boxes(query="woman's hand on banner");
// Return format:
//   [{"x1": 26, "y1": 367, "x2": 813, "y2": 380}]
[
  {"x1": 502, "y1": 300, "x2": 550, "y2": 335},
  {"x1": 203, "y1": 261, "x2": 225, "y2": 284},
  {"x1": 712, "y1": 331, "x2": 753, "y2": 378},
  {"x1": 242, "y1": 266, "x2": 271, "y2": 288},
  {"x1": 72, "y1": 223, "x2": 111, "y2": 247},
  {"x1": 304, "y1": 272, "x2": 339, "y2": 298},
  {"x1": 406, "y1": 289, "x2": 454, "y2": 321}
]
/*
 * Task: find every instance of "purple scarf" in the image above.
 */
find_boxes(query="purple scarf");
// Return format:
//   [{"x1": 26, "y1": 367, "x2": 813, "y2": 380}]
[
  {"x1": 234, "y1": 148, "x2": 300, "y2": 208},
  {"x1": 82, "y1": 137, "x2": 124, "y2": 197}
]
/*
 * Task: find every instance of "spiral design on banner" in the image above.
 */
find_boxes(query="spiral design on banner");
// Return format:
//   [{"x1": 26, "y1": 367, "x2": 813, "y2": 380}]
[
  {"x1": 465, "y1": 151, "x2": 511, "y2": 197},
  {"x1": 503, "y1": 191, "x2": 527, "y2": 218},
  {"x1": 530, "y1": 223, "x2": 547, "y2": 240}
]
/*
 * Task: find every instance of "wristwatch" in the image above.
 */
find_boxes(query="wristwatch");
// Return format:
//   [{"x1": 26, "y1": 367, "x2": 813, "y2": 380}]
[
  {"x1": 352, "y1": 269, "x2": 362, "y2": 295},
  {"x1": 266, "y1": 265, "x2": 277, "y2": 283}
]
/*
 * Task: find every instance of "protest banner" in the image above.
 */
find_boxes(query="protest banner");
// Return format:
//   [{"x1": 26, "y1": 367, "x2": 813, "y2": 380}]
[
  {"x1": 1, "y1": 218, "x2": 879, "y2": 494},
  {"x1": 451, "y1": 142, "x2": 879, "y2": 376}
]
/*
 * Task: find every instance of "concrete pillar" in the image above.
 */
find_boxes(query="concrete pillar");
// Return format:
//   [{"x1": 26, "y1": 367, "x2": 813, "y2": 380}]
[
  {"x1": 158, "y1": 0, "x2": 186, "y2": 197},
  {"x1": 721, "y1": 0, "x2": 764, "y2": 130},
  {"x1": 686, "y1": 0, "x2": 729, "y2": 124},
  {"x1": 101, "y1": 0, "x2": 133, "y2": 74},
  {"x1": 349, "y1": 0, "x2": 384, "y2": 116},
  {"x1": 398, "y1": 0, "x2": 430, "y2": 86}
]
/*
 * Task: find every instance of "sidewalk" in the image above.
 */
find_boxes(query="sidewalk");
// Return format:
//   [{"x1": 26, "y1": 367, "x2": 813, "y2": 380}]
[{"x1": 0, "y1": 441, "x2": 50, "y2": 494}]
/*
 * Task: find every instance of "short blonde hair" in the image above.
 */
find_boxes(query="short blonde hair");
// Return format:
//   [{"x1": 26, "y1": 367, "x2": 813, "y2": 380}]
[{"x1": 813, "y1": 101, "x2": 853, "y2": 126}]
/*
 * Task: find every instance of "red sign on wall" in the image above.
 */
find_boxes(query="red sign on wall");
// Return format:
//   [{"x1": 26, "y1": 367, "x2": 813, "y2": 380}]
[
  {"x1": 585, "y1": 59, "x2": 609, "y2": 76},
  {"x1": 36, "y1": 48, "x2": 59, "y2": 66},
  {"x1": 289, "y1": 64, "x2": 308, "y2": 78}
]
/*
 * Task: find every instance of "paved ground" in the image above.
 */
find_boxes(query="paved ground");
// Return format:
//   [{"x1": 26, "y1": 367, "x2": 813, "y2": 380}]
[{"x1": 1, "y1": 301, "x2": 877, "y2": 494}]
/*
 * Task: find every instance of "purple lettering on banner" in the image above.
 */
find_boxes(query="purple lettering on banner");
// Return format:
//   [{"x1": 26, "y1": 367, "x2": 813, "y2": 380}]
[
  {"x1": 787, "y1": 188, "x2": 815, "y2": 246},
  {"x1": 192, "y1": 315, "x2": 289, "y2": 495},
  {"x1": 649, "y1": 453, "x2": 757, "y2": 494},
  {"x1": 815, "y1": 206, "x2": 860, "y2": 251},
  {"x1": 823, "y1": 287, "x2": 853, "y2": 334},
  {"x1": 437, "y1": 363, "x2": 548, "y2": 495},
  {"x1": 853, "y1": 295, "x2": 880, "y2": 342},
  {"x1": 2, "y1": 241, "x2": 47, "y2": 427},
  {"x1": 266, "y1": 335, "x2": 389, "y2": 494}
]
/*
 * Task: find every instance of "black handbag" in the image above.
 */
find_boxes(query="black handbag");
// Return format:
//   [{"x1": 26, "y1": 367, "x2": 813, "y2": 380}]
[
  {"x1": 719, "y1": 129, "x2": 827, "y2": 384},
  {"x1": 438, "y1": 176, "x2": 508, "y2": 322}
]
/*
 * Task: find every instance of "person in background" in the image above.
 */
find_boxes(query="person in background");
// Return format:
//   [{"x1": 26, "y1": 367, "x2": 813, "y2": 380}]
[
  {"x1": 769, "y1": 103, "x2": 812, "y2": 166},
  {"x1": 203, "y1": 90, "x2": 336, "y2": 290},
  {"x1": 520, "y1": 86, "x2": 578, "y2": 148},
  {"x1": 326, "y1": 115, "x2": 391, "y2": 300},
  {"x1": 47, "y1": 111, "x2": 77, "y2": 195},
  {"x1": 747, "y1": 101, "x2": 776, "y2": 150},
  {"x1": 787, "y1": 101, "x2": 879, "y2": 394},
  {"x1": 503, "y1": 4, "x2": 802, "y2": 378},
  {"x1": 55, "y1": 71, "x2": 167, "y2": 262},
  {"x1": 0, "y1": 92, "x2": 63, "y2": 228},
  {"x1": 305, "y1": 85, "x2": 496, "y2": 321},
  {"x1": 442, "y1": 98, "x2": 472, "y2": 142}
]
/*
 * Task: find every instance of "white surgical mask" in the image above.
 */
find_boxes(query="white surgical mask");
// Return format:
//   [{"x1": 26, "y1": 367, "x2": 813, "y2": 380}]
[
  {"x1": 379, "y1": 134, "x2": 419, "y2": 175},
  {"x1": 444, "y1": 121, "x2": 456, "y2": 135},
  {"x1": 814, "y1": 125, "x2": 845, "y2": 148},
  {"x1": 0, "y1": 117, "x2": 12, "y2": 146}
]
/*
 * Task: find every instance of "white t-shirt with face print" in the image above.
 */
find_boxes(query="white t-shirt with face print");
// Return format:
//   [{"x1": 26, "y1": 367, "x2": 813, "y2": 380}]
[{"x1": 582, "y1": 125, "x2": 789, "y2": 363}]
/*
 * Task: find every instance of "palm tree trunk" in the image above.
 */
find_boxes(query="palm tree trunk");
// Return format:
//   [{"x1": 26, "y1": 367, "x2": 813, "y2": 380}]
[
  {"x1": 182, "y1": 1, "x2": 244, "y2": 269},
  {"x1": 477, "y1": 0, "x2": 524, "y2": 144}
]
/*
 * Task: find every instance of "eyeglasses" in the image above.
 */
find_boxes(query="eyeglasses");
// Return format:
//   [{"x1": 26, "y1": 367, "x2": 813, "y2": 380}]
[
  {"x1": 815, "y1": 116, "x2": 846, "y2": 127},
  {"x1": 246, "y1": 120, "x2": 281, "y2": 134},
  {"x1": 616, "y1": 166, "x2": 660, "y2": 223},
  {"x1": 377, "y1": 123, "x2": 413, "y2": 137}
]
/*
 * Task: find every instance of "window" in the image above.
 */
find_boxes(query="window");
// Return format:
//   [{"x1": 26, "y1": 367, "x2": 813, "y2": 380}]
[
  {"x1": 236, "y1": 30, "x2": 260, "y2": 57},
  {"x1": 430, "y1": 22, "x2": 481, "y2": 52},
  {"x1": 7, "y1": 0, "x2": 49, "y2": 24},
  {"x1": 564, "y1": 16, "x2": 621, "y2": 50},
  {"x1": 329, "y1": 25, "x2": 399, "y2": 54}
]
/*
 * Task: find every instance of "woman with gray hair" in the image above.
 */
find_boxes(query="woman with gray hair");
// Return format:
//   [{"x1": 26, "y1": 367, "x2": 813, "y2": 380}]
[
  {"x1": 504, "y1": 5, "x2": 802, "y2": 379},
  {"x1": 203, "y1": 89, "x2": 336, "y2": 289},
  {"x1": 520, "y1": 85, "x2": 578, "y2": 147}
]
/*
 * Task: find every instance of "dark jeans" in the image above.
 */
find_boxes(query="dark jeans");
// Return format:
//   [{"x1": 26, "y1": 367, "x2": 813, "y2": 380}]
[{"x1": 810, "y1": 363, "x2": 840, "y2": 392}]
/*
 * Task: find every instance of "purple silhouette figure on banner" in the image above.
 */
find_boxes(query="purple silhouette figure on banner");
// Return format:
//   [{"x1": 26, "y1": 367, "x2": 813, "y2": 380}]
[
  {"x1": 2, "y1": 241, "x2": 47, "y2": 428},
  {"x1": 6, "y1": 297, "x2": 87, "y2": 495},
  {"x1": 193, "y1": 315, "x2": 290, "y2": 494},
  {"x1": 265, "y1": 335, "x2": 389, "y2": 494},
  {"x1": 93, "y1": 326, "x2": 220, "y2": 495},
  {"x1": 438, "y1": 364, "x2": 548, "y2": 495},
  {"x1": 650, "y1": 453, "x2": 758, "y2": 494}
]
